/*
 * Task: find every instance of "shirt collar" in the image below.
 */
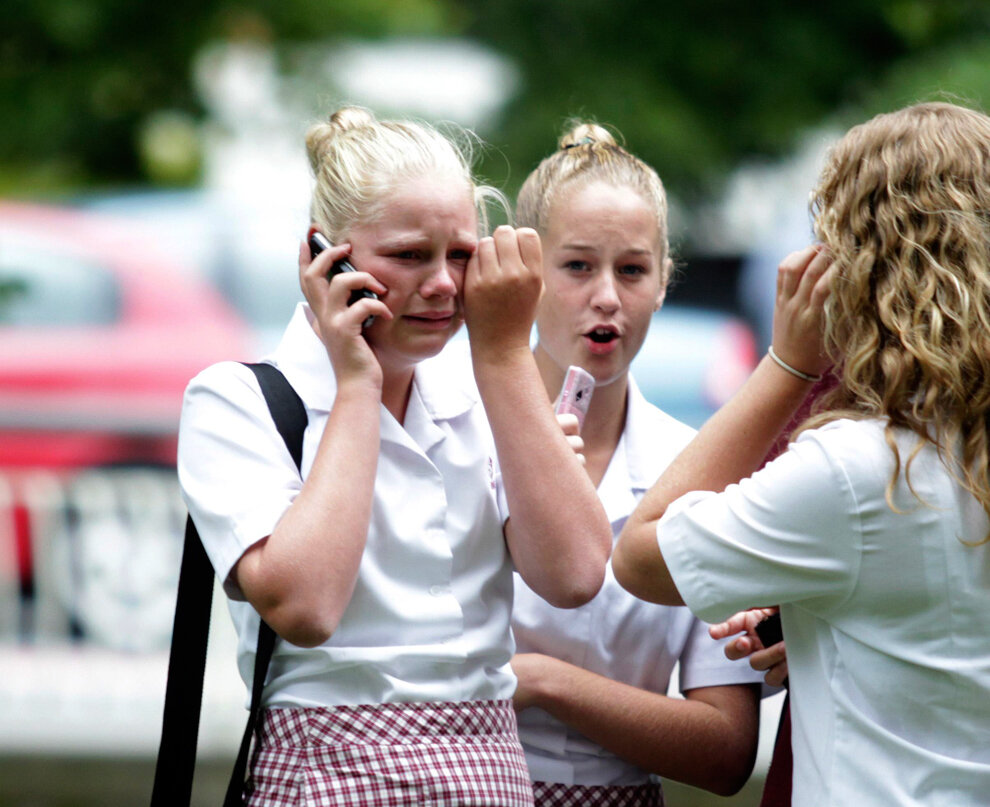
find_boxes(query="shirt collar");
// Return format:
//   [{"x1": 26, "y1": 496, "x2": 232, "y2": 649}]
[
  {"x1": 620, "y1": 375, "x2": 663, "y2": 493},
  {"x1": 264, "y1": 303, "x2": 477, "y2": 422},
  {"x1": 264, "y1": 303, "x2": 338, "y2": 411}
]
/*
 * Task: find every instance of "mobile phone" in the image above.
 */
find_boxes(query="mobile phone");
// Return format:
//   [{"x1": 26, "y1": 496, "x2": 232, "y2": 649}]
[
  {"x1": 308, "y1": 231, "x2": 377, "y2": 329},
  {"x1": 555, "y1": 365, "x2": 595, "y2": 431},
  {"x1": 755, "y1": 612, "x2": 784, "y2": 647}
]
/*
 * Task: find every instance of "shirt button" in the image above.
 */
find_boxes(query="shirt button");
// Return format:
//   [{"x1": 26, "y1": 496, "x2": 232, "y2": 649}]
[{"x1": 429, "y1": 584, "x2": 448, "y2": 597}]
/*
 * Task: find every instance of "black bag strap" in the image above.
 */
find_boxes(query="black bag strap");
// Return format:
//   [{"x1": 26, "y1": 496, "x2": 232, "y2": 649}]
[{"x1": 151, "y1": 362, "x2": 307, "y2": 807}]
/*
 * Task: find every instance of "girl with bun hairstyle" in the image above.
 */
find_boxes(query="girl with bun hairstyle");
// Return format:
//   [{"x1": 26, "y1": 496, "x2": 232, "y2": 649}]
[
  {"x1": 510, "y1": 122, "x2": 762, "y2": 807},
  {"x1": 615, "y1": 101, "x2": 990, "y2": 805},
  {"x1": 178, "y1": 107, "x2": 611, "y2": 805}
]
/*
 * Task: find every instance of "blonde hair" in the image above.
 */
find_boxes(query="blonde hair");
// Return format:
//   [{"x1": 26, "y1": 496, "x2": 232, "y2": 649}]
[
  {"x1": 305, "y1": 106, "x2": 507, "y2": 240},
  {"x1": 515, "y1": 121, "x2": 672, "y2": 284},
  {"x1": 807, "y1": 102, "x2": 990, "y2": 543}
]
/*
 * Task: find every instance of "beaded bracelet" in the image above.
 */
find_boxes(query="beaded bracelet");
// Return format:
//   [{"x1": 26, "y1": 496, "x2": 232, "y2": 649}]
[{"x1": 767, "y1": 345, "x2": 822, "y2": 383}]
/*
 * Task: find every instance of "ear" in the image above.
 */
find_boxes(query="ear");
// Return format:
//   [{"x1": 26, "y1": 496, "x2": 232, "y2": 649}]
[
  {"x1": 307, "y1": 224, "x2": 318, "y2": 239},
  {"x1": 654, "y1": 286, "x2": 667, "y2": 312}
]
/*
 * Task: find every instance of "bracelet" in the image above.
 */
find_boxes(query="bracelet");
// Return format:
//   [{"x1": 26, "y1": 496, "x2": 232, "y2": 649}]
[{"x1": 767, "y1": 345, "x2": 822, "y2": 383}]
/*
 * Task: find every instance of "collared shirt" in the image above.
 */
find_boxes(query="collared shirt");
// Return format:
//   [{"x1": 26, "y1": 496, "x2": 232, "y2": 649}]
[
  {"x1": 178, "y1": 304, "x2": 516, "y2": 708},
  {"x1": 512, "y1": 377, "x2": 764, "y2": 787},
  {"x1": 659, "y1": 418, "x2": 990, "y2": 806}
]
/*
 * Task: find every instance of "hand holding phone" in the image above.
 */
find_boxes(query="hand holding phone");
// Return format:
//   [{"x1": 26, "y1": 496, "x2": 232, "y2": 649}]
[
  {"x1": 308, "y1": 231, "x2": 378, "y2": 330},
  {"x1": 555, "y1": 366, "x2": 595, "y2": 432},
  {"x1": 755, "y1": 612, "x2": 784, "y2": 648}
]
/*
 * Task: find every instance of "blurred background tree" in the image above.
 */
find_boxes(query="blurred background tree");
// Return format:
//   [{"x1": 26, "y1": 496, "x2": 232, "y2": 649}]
[
  {"x1": 0, "y1": 0, "x2": 460, "y2": 190},
  {"x1": 3, "y1": 0, "x2": 990, "y2": 215},
  {"x1": 462, "y1": 0, "x2": 990, "y2": 202}
]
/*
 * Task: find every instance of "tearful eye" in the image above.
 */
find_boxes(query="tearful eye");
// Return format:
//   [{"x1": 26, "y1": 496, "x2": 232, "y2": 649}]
[{"x1": 619, "y1": 264, "x2": 647, "y2": 276}]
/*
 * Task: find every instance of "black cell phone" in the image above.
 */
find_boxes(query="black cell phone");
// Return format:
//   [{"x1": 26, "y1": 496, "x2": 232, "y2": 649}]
[
  {"x1": 755, "y1": 612, "x2": 784, "y2": 647},
  {"x1": 308, "y1": 231, "x2": 377, "y2": 329}
]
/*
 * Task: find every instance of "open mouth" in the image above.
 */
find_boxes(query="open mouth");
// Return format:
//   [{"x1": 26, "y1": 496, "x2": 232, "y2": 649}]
[{"x1": 585, "y1": 327, "x2": 618, "y2": 344}]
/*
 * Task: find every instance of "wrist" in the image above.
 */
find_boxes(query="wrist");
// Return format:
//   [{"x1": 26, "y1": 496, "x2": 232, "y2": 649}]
[
  {"x1": 767, "y1": 345, "x2": 822, "y2": 383},
  {"x1": 471, "y1": 342, "x2": 534, "y2": 379},
  {"x1": 334, "y1": 376, "x2": 383, "y2": 403}
]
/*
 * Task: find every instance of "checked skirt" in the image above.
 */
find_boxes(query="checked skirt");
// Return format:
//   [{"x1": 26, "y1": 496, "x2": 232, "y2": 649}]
[
  {"x1": 243, "y1": 699, "x2": 535, "y2": 806},
  {"x1": 532, "y1": 781, "x2": 665, "y2": 807}
]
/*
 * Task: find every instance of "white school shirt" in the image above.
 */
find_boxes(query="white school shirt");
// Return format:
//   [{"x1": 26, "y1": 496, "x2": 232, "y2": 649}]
[
  {"x1": 659, "y1": 418, "x2": 990, "y2": 806},
  {"x1": 178, "y1": 303, "x2": 516, "y2": 708},
  {"x1": 512, "y1": 377, "x2": 764, "y2": 787}
]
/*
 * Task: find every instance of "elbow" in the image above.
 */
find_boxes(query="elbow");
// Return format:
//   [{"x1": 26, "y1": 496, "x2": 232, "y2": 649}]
[
  {"x1": 264, "y1": 603, "x2": 339, "y2": 648},
  {"x1": 543, "y1": 561, "x2": 606, "y2": 609},
  {"x1": 696, "y1": 727, "x2": 758, "y2": 796},
  {"x1": 611, "y1": 540, "x2": 643, "y2": 598},
  {"x1": 265, "y1": 614, "x2": 337, "y2": 648},
  {"x1": 707, "y1": 750, "x2": 756, "y2": 797}
]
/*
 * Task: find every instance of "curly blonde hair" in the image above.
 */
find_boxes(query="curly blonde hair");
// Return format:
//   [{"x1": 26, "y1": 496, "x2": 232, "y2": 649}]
[
  {"x1": 515, "y1": 121, "x2": 673, "y2": 285},
  {"x1": 808, "y1": 102, "x2": 990, "y2": 543}
]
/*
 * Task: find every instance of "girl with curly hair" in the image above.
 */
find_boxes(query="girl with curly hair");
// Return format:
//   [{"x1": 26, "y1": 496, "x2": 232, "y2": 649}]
[{"x1": 614, "y1": 101, "x2": 990, "y2": 805}]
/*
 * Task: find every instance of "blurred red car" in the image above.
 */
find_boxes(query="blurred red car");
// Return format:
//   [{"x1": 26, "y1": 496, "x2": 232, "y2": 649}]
[{"x1": 0, "y1": 201, "x2": 253, "y2": 470}]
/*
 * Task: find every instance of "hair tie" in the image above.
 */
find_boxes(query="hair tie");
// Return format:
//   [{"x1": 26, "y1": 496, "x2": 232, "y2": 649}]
[{"x1": 564, "y1": 137, "x2": 594, "y2": 150}]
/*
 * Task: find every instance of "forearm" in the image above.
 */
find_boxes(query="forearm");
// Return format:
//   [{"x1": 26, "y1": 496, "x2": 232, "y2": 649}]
[
  {"x1": 614, "y1": 356, "x2": 814, "y2": 604},
  {"x1": 519, "y1": 655, "x2": 759, "y2": 795},
  {"x1": 236, "y1": 381, "x2": 380, "y2": 646},
  {"x1": 474, "y1": 349, "x2": 610, "y2": 607}
]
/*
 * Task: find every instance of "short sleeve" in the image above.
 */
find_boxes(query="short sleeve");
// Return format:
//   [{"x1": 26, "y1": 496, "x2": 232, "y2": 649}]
[
  {"x1": 678, "y1": 617, "x2": 765, "y2": 692},
  {"x1": 658, "y1": 426, "x2": 863, "y2": 624},
  {"x1": 177, "y1": 361, "x2": 305, "y2": 598}
]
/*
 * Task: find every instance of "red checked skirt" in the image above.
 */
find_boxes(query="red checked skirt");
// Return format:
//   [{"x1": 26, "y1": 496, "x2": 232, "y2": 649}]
[
  {"x1": 532, "y1": 781, "x2": 665, "y2": 807},
  {"x1": 243, "y1": 699, "x2": 535, "y2": 806}
]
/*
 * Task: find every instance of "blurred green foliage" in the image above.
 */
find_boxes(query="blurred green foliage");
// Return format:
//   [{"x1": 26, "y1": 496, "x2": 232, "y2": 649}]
[
  {"x1": 3, "y1": 0, "x2": 990, "y2": 203},
  {"x1": 0, "y1": 0, "x2": 460, "y2": 191},
  {"x1": 461, "y1": 0, "x2": 990, "y2": 202}
]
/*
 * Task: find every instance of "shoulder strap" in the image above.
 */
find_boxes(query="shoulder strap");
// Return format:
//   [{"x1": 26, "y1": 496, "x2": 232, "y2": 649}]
[
  {"x1": 150, "y1": 517, "x2": 215, "y2": 807},
  {"x1": 151, "y1": 362, "x2": 307, "y2": 807},
  {"x1": 223, "y1": 363, "x2": 307, "y2": 806}
]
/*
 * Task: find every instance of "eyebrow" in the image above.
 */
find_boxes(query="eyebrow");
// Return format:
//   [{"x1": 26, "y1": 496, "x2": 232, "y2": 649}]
[
  {"x1": 377, "y1": 234, "x2": 478, "y2": 250},
  {"x1": 560, "y1": 243, "x2": 653, "y2": 256}
]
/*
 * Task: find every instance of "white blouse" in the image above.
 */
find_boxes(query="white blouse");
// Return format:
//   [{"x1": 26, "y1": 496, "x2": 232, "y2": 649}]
[
  {"x1": 178, "y1": 304, "x2": 516, "y2": 709},
  {"x1": 512, "y1": 378, "x2": 763, "y2": 786},
  {"x1": 659, "y1": 418, "x2": 990, "y2": 806}
]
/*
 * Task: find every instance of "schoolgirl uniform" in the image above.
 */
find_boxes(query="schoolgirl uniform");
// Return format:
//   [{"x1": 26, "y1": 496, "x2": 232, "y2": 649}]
[
  {"x1": 512, "y1": 377, "x2": 763, "y2": 807},
  {"x1": 178, "y1": 303, "x2": 533, "y2": 806},
  {"x1": 657, "y1": 418, "x2": 990, "y2": 807}
]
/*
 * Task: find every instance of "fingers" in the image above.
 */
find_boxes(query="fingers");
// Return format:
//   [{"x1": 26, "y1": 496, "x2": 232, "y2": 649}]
[
  {"x1": 723, "y1": 634, "x2": 755, "y2": 661},
  {"x1": 516, "y1": 227, "x2": 542, "y2": 272},
  {"x1": 708, "y1": 607, "x2": 774, "y2": 640},
  {"x1": 779, "y1": 245, "x2": 832, "y2": 307},
  {"x1": 749, "y1": 639, "x2": 786, "y2": 667},
  {"x1": 472, "y1": 233, "x2": 498, "y2": 279},
  {"x1": 764, "y1": 660, "x2": 790, "y2": 688},
  {"x1": 776, "y1": 246, "x2": 817, "y2": 298},
  {"x1": 473, "y1": 226, "x2": 543, "y2": 279},
  {"x1": 555, "y1": 412, "x2": 580, "y2": 436}
]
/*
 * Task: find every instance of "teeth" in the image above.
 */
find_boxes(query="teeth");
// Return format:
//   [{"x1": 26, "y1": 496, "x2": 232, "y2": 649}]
[{"x1": 588, "y1": 328, "x2": 615, "y2": 343}]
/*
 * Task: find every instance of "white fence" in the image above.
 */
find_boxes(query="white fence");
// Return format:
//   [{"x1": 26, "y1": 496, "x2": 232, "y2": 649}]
[{"x1": 0, "y1": 468, "x2": 243, "y2": 757}]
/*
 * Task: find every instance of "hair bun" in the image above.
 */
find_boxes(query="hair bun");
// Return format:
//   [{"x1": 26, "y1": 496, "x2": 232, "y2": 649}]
[
  {"x1": 559, "y1": 122, "x2": 616, "y2": 151},
  {"x1": 329, "y1": 106, "x2": 377, "y2": 132},
  {"x1": 306, "y1": 106, "x2": 377, "y2": 172}
]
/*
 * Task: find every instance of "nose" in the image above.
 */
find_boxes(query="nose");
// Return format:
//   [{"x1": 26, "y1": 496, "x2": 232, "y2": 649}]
[
  {"x1": 590, "y1": 271, "x2": 620, "y2": 314},
  {"x1": 421, "y1": 257, "x2": 460, "y2": 299}
]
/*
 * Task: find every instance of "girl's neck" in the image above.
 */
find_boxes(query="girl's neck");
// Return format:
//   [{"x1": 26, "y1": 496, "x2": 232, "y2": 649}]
[
  {"x1": 579, "y1": 375, "x2": 629, "y2": 488},
  {"x1": 380, "y1": 365, "x2": 415, "y2": 424}
]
